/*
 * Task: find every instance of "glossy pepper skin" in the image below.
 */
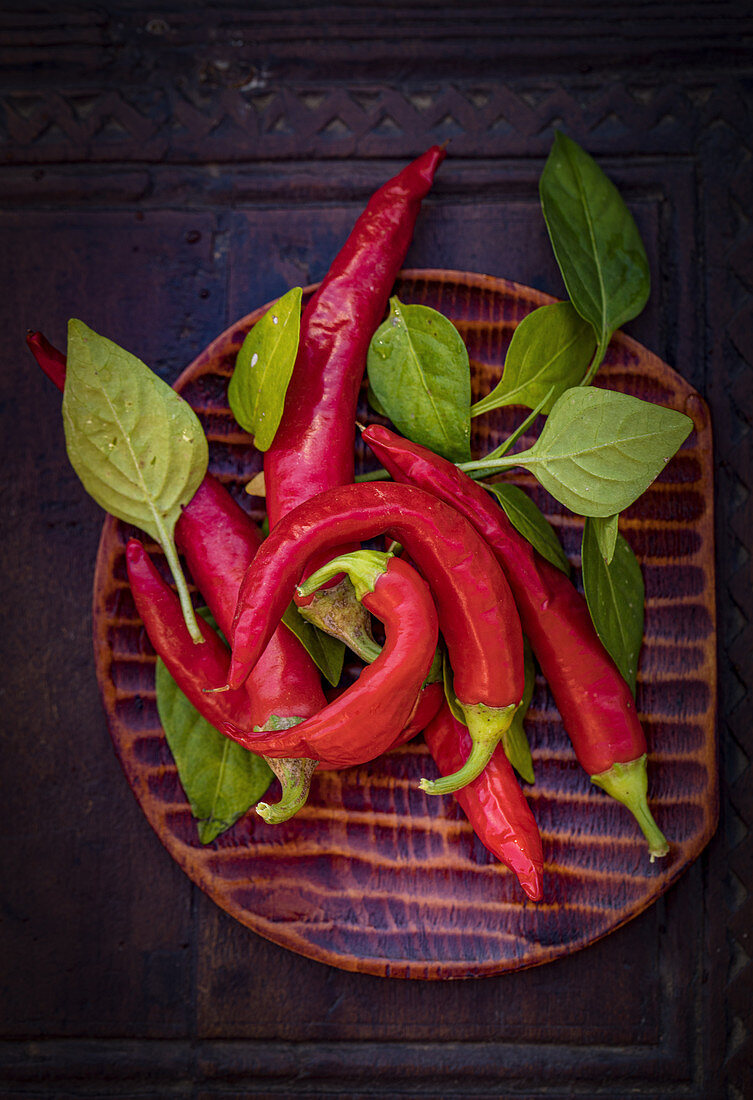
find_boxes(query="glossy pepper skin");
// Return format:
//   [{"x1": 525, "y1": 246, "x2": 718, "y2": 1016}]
[
  {"x1": 222, "y1": 554, "x2": 439, "y2": 769},
  {"x1": 364, "y1": 424, "x2": 668, "y2": 859},
  {"x1": 264, "y1": 145, "x2": 446, "y2": 527},
  {"x1": 423, "y1": 703, "x2": 544, "y2": 902},
  {"x1": 227, "y1": 482, "x2": 525, "y2": 792},
  {"x1": 317, "y1": 663, "x2": 444, "y2": 771}
]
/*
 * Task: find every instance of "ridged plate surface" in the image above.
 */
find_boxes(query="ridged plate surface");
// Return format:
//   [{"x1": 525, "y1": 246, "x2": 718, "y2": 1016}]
[{"x1": 92, "y1": 270, "x2": 718, "y2": 979}]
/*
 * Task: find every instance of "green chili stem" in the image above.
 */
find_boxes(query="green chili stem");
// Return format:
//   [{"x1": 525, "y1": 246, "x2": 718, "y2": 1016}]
[
  {"x1": 257, "y1": 754, "x2": 317, "y2": 825},
  {"x1": 591, "y1": 754, "x2": 669, "y2": 860}
]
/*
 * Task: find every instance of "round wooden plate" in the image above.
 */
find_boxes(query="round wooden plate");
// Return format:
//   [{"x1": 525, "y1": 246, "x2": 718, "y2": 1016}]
[{"x1": 92, "y1": 270, "x2": 718, "y2": 980}]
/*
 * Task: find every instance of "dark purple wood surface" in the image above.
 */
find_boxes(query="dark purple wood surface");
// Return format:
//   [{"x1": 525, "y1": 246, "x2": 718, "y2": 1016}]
[{"x1": 1, "y1": 4, "x2": 751, "y2": 1096}]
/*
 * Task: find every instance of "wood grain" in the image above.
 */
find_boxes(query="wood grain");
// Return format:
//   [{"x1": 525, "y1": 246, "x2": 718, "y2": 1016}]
[{"x1": 91, "y1": 270, "x2": 718, "y2": 980}]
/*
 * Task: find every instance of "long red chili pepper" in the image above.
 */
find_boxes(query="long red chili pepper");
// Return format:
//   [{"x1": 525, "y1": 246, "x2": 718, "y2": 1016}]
[
  {"x1": 222, "y1": 551, "x2": 439, "y2": 769},
  {"x1": 26, "y1": 332, "x2": 328, "y2": 824},
  {"x1": 226, "y1": 482, "x2": 525, "y2": 793},
  {"x1": 265, "y1": 145, "x2": 445, "y2": 526},
  {"x1": 364, "y1": 423, "x2": 668, "y2": 859},
  {"x1": 423, "y1": 703, "x2": 544, "y2": 902},
  {"x1": 264, "y1": 146, "x2": 445, "y2": 651}
]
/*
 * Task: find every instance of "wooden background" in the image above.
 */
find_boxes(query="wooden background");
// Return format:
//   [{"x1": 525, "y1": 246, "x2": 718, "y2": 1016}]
[{"x1": 1, "y1": 3, "x2": 751, "y2": 1097}]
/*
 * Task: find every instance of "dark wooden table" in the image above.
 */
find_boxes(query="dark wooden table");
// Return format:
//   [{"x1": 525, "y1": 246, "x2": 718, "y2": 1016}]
[{"x1": 2, "y1": 5, "x2": 751, "y2": 1097}]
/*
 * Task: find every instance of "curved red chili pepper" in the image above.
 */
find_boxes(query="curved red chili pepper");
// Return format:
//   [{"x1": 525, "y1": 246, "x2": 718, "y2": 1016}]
[
  {"x1": 265, "y1": 145, "x2": 446, "y2": 527},
  {"x1": 316, "y1": 657, "x2": 444, "y2": 771},
  {"x1": 423, "y1": 703, "x2": 544, "y2": 902},
  {"x1": 223, "y1": 552, "x2": 439, "y2": 769},
  {"x1": 389, "y1": 679, "x2": 444, "y2": 751},
  {"x1": 364, "y1": 423, "x2": 668, "y2": 859},
  {"x1": 227, "y1": 482, "x2": 525, "y2": 793}
]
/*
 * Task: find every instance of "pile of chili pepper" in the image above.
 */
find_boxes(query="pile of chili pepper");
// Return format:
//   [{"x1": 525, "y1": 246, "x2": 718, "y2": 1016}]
[{"x1": 28, "y1": 141, "x2": 675, "y2": 906}]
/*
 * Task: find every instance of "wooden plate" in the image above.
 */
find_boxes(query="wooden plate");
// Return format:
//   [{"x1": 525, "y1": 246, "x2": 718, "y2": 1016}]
[{"x1": 92, "y1": 270, "x2": 718, "y2": 980}]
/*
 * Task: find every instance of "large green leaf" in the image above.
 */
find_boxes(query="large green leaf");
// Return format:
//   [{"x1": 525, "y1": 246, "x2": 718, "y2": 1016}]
[
  {"x1": 484, "y1": 482, "x2": 570, "y2": 574},
  {"x1": 63, "y1": 319, "x2": 208, "y2": 642},
  {"x1": 507, "y1": 387, "x2": 692, "y2": 517},
  {"x1": 155, "y1": 610, "x2": 273, "y2": 844},
  {"x1": 472, "y1": 302, "x2": 596, "y2": 416},
  {"x1": 228, "y1": 287, "x2": 302, "y2": 450},
  {"x1": 539, "y1": 133, "x2": 650, "y2": 373},
  {"x1": 367, "y1": 297, "x2": 471, "y2": 462},
  {"x1": 582, "y1": 522, "x2": 644, "y2": 695}
]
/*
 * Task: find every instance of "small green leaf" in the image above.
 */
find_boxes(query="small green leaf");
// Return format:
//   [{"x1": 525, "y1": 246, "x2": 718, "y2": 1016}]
[
  {"x1": 228, "y1": 287, "x2": 302, "y2": 450},
  {"x1": 512, "y1": 387, "x2": 693, "y2": 517},
  {"x1": 367, "y1": 297, "x2": 471, "y2": 462},
  {"x1": 582, "y1": 522, "x2": 644, "y2": 695},
  {"x1": 281, "y1": 602, "x2": 345, "y2": 687},
  {"x1": 442, "y1": 649, "x2": 467, "y2": 726},
  {"x1": 472, "y1": 303, "x2": 596, "y2": 416},
  {"x1": 592, "y1": 513, "x2": 619, "y2": 565},
  {"x1": 155, "y1": 610, "x2": 273, "y2": 843},
  {"x1": 367, "y1": 384, "x2": 388, "y2": 417},
  {"x1": 506, "y1": 638, "x2": 537, "y2": 784},
  {"x1": 540, "y1": 133, "x2": 650, "y2": 375},
  {"x1": 63, "y1": 319, "x2": 208, "y2": 643},
  {"x1": 484, "y1": 482, "x2": 571, "y2": 575}
]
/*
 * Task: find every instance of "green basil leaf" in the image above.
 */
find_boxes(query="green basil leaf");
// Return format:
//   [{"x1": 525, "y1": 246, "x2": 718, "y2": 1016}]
[
  {"x1": 539, "y1": 133, "x2": 650, "y2": 359},
  {"x1": 281, "y1": 602, "x2": 345, "y2": 687},
  {"x1": 592, "y1": 513, "x2": 619, "y2": 565},
  {"x1": 63, "y1": 319, "x2": 208, "y2": 643},
  {"x1": 228, "y1": 287, "x2": 302, "y2": 451},
  {"x1": 155, "y1": 609, "x2": 273, "y2": 844},
  {"x1": 582, "y1": 522, "x2": 644, "y2": 695},
  {"x1": 472, "y1": 303, "x2": 596, "y2": 416},
  {"x1": 514, "y1": 387, "x2": 693, "y2": 517},
  {"x1": 367, "y1": 297, "x2": 471, "y2": 463},
  {"x1": 484, "y1": 482, "x2": 570, "y2": 575}
]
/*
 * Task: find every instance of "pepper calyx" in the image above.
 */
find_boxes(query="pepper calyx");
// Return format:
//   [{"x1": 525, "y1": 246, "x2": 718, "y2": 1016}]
[
  {"x1": 297, "y1": 549, "x2": 390, "y2": 603},
  {"x1": 591, "y1": 753, "x2": 669, "y2": 860},
  {"x1": 419, "y1": 701, "x2": 517, "y2": 795}
]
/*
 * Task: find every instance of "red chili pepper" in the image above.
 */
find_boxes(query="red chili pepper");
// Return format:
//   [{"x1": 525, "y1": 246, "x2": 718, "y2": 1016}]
[
  {"x1": 423, "y1": 702, "x2": 544, "y2": 902},
  {"x1": 265, "y1": 145, "x2": 446, "y2": 526},
  {"x1": 26, "y1": 331, "x2": 66, "y2": 390},
  {"x1": 27, "y1": 333, "x2": 328, "y2": 824},
  {"x1": 222, "y1": 550, "x2": 439, "y2": 770},
  {"x1": 364, "y1": 424, "x2": 668, "y2": 859},
  {"x1": 389, "y1": 679, "x2": 444, "y2": 751},
  {"x1": 227, "y1": 482, "x2": 525, "y2": 793},
  {"x1": 264, "y1": 146, "x2": 445, "y2": 652},
  {"x1": 317, "y1": 655, "x2": 444, "y2": 771}
]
